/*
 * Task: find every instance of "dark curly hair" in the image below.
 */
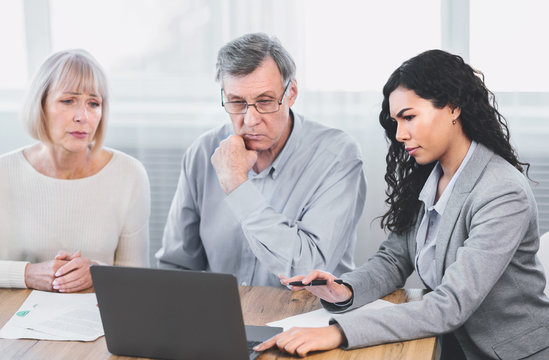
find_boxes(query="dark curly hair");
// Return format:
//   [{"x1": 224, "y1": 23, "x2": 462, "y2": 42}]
[{"x1": 379, "y1": 49, "x2": 530, "y2": 234}]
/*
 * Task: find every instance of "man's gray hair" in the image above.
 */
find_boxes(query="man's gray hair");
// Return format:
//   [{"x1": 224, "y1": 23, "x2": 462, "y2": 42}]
[{"x1": 215, "y1": 33, "x2": 296, "y2": 86}]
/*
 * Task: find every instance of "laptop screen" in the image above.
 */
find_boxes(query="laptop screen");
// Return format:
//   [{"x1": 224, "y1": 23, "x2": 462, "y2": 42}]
[{"x1": 91, "y1": 266, "x2": 280, "y2": 360}]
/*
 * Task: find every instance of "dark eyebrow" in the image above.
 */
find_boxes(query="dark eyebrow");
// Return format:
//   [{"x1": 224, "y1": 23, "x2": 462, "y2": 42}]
[{"x1": 396, "y1": 107, "x2": 412, "y2": 118}]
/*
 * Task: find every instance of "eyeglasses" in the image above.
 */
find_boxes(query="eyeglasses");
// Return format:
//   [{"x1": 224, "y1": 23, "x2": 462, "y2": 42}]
[{"x1": 221, "y1": 80, "x2": 291, "y2": 114}]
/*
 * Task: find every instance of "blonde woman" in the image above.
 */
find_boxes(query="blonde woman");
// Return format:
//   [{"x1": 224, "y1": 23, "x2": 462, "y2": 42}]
[{"x1": 0, "y1": 49, "x2": 150, "y2": 293}]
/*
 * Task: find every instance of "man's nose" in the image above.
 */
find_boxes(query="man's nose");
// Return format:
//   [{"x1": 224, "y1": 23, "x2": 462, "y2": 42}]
[{"x1": 243, "y1": 105, "x2": 261, "y2": 127}]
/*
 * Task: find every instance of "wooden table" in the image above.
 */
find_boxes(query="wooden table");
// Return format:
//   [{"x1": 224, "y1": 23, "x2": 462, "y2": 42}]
[{"x1": 0, "y1": 287, "x2": 436, "y2": 359}]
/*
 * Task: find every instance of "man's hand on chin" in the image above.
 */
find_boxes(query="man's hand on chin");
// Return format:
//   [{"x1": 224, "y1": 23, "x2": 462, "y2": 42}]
[{"x1": 211, "y1": 135, "x2": 258, "y2": 194}]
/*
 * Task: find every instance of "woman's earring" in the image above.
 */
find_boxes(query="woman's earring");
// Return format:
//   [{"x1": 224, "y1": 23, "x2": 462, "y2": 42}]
[{"x1": 452, "y1": 119, "x2": 457, "y2": 125}]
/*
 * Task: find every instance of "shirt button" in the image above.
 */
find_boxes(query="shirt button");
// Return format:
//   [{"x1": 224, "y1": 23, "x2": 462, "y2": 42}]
[{"x1": 241, "y1": 281, "x2": 248, "y2": 286}]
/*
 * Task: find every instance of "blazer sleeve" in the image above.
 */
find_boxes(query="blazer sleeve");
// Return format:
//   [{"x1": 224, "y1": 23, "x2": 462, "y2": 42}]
[
  {"x1": 323, "y1": 229, "x2": 416, "y2": 312},
  {"x1": 330, "y1": 175, "x2": 533, "y2": 349}
]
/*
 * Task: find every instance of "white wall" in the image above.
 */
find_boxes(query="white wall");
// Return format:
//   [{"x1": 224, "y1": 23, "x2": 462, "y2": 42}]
[{"x1": 2, "y1": 0, "x2": 549, "y2": 288}]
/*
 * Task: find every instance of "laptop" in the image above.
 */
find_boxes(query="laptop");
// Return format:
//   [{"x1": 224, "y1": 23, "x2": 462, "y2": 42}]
[{"x1": 90, "y1": 265, "x2": 282, "y2": 360}]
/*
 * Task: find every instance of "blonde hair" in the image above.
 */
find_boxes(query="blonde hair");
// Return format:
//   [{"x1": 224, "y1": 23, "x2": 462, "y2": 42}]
[{"x1": 20, "y1": 49, "x2": 109, "y2": 153}]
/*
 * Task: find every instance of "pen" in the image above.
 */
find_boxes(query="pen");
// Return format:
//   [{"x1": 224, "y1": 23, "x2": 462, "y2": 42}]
[{"x1": 288, "y1": 279, "x2": 344, "y2": 286}]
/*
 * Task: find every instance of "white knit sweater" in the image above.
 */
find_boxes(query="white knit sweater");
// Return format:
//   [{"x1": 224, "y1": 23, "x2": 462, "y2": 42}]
[{"x1": 0, "y1": 147, "x2": 150, "y2": 288}]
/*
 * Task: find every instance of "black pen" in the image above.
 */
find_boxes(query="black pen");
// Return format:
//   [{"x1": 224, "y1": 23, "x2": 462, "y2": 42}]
[{"x1": 288, "y1": 279, "x2": 344, "y2": 286}]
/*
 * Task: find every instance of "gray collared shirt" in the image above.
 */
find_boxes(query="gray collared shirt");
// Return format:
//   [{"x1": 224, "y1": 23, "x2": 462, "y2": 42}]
[
  {"x1": 156, "y1": 112, "x2": 367, "y2": 287},
  {"x1": 415, "y1": 141, "x2": 477, "y2": 289}
]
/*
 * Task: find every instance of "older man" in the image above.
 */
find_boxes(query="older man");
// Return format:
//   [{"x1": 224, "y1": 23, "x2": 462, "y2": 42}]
[{"x1": 156, "y1": 33, "x2": 366, "y2": 287}]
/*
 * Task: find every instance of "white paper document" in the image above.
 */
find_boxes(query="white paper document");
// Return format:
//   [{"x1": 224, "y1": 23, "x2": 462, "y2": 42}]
[
  {"x1": 267, "y1": 299, "x2": 395, "y2": 331},
  {"x1": 0, "y1": 290, "x2": 104, "y2": 341}
]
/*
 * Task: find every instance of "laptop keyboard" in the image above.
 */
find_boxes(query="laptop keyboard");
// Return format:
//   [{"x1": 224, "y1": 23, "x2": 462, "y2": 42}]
[{"x1": 247, "y1": 341, "x2": 262, "y2": 359}]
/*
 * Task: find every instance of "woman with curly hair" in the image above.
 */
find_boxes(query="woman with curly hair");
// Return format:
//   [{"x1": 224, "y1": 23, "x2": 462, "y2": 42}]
[{"x1": 255, "y1": 49, "x2": 549, "y2": 359}]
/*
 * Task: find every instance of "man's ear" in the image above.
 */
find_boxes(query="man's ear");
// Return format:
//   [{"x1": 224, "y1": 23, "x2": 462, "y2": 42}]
[{"x1": 287, "y1": 79, "x2": 298, "y2": 107}]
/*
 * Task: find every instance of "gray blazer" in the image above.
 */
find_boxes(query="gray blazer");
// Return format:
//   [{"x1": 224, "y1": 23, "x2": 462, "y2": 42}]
[{"x1": 326, "y1": 144, "x2": 549, "y2": 359}]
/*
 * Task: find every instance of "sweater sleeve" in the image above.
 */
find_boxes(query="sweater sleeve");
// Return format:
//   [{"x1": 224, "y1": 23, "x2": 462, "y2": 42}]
[
  {"x1": 0, "y1": 260, "x2": 29, "y2": 288},
  {"x1": 113, "y1": 157, "x2": 151, "y2": 267}
]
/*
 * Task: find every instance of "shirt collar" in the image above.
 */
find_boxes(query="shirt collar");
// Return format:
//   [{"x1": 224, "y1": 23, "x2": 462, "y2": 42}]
[
  {"x1": 419, "y1": 141, "x2": 478, "y2": 214},
  {"x1": 418, "y1": 163, "x2": 441, "y2": 210}
]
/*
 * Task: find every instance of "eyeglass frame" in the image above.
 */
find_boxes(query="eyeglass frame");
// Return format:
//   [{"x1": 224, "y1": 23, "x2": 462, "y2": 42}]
[{"x1": 220, "y1": 79, "x2": 292, "y2": 114}]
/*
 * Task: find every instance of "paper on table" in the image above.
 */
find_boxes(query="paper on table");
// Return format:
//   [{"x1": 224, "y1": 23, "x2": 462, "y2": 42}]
[
  {"x1": 267, "y1": 298, "x2": 395, "y2": 331},
  {"x1": 0, "y1": 290, "x2": 104, "y2": 341}
]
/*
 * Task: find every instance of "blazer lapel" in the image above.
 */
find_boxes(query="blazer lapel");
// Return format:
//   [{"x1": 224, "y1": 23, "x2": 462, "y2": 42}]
[{"x1": 434, "y1": 144, "x2": 495, "y2": 284}]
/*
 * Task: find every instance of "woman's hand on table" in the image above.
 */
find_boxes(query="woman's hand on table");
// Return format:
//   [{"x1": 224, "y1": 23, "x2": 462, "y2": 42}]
[
  {"x1": 51, "y1": 250, "x2": 96, "y2": 292},
  {"x1": 254, "y1": 324, "x2": 346, "y2": 357},
  {"x1": 24, "y1": 259, "x2": 69, "y2": 291}
]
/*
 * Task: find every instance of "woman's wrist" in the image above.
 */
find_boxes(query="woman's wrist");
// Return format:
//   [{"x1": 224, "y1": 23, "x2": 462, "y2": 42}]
[
  {"x1": 329, "y1": 323, "x2": 348, "y2": 348},
  {"x1": 334, "y1": 283, "x2": 354, "y2": 304},
  {"x1": 24, "y1": 262, "x2": 36, "y2": 289}
]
